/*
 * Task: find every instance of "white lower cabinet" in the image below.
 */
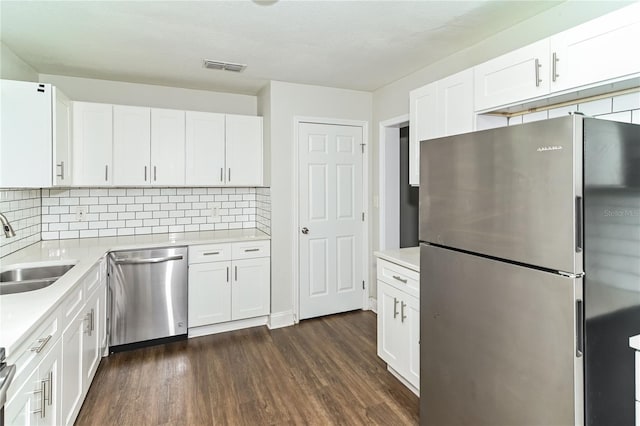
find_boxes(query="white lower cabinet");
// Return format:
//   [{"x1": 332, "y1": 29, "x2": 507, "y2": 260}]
[
  {"x1": 5, "y1": 338, "x2": 61, "y2": 426},
  {"x1": 188, "y1": 241, "x2": 270, "y2": 330},
  {"x1": 376, "y1": 258, "x2": 420, "y2": 392},
  {"x1": 61, "y1": 308, "x2": 84, "y2": 426}
]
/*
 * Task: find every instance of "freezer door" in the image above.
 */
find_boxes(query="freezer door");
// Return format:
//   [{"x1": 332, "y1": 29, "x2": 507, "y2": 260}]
[
  {"x1": 419, "y1": 115, "x2": 582, "y2": 274},
  {"x1": 420, "y1": 243, "x2": 583, "y2": 426}
]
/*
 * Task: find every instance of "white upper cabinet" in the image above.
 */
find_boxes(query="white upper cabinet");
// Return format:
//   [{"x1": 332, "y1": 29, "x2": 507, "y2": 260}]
[
  {"x1": 549, "y1": 2, "x2": 640, "y2": 93},
  {"x1": 474, "y1": 39, "x2": 550, "y2": 112},
  {"x1": 409, "y1": 69, "x2": 473, "y2": 186},
  {"x1": 409, "y1": 82, "x2": 437, "y2": 186},
  {"x1": 113, "y1": 105, "x2": 151, "y2": 186},
  {"x1": 0, "y1": 80, "x2": 53, "y2": 188},
  {"x1": 73, "y1": 102, "x2": 113, "y2": 186},
  {"x1": 225, "y1": 114, "x2": 263, "y2": 186},
  {"x1": 53, "y1": 88, "x2": 72, "y2": 186},
  {"x1": 151, "y1": 108, "x2": 185, "y2": 185},
  {"x1": 185, "y1": 111, "x2": 226, "y2": 186}
]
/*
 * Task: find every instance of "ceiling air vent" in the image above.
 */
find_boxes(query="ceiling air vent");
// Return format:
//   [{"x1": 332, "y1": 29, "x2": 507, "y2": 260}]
[{"x1": 203, "y1": 59, "x2": 247, "y2": 73}]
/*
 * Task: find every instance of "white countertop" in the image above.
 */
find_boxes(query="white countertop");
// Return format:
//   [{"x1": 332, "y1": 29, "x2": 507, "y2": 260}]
[
  {"x1": 630, "y1": 334, "x2": 640, "y2": 351},
  {"x1": 0, "y1": 228, "x2": 269, "y2": 358},
  {"x1": 374, "y1": 246, "x2": 420, "y2": 272}
]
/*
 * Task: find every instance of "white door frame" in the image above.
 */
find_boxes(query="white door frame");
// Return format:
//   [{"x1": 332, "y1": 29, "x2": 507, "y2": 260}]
[
  {"x1": 378, "y1": 114, "x2": 409, "y2": 251},
  {"x1": 292, "y1": 116, "x2": 369, "y2": 323}
]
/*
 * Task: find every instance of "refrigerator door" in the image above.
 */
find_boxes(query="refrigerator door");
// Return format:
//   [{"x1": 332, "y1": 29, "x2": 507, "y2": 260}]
[
  {"x1": 420, "y1": 243, "x2": 583, "y2": 426},
  {"x1": 583, "y1": 118, "x2": 640, "y2": 425},
  {"x1": 419, "y1": 115, "x2": 582, "y2": 274}
]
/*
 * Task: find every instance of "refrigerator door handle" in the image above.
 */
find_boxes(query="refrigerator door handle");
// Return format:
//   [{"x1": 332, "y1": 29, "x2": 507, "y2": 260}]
[
  {"x1": 575, "y1": 196, "x2": 583, "y2": 253},
  {"x1": 575, "y1": 299, "x2": 584, "y2": 357}
]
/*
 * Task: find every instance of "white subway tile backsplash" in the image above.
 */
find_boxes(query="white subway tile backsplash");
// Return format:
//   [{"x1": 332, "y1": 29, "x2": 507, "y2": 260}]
[
  {"x1": 0, "y1": 189, "x2": 42, "y2": 258},
  {"x1": 579, "y1": 98, "x2": 612, "y2": 116}
]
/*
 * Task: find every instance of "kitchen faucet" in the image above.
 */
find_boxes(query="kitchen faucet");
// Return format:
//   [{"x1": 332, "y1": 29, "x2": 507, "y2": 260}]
[{"x1": 0, "y1": 213, "x2": 16, "y2": 238}]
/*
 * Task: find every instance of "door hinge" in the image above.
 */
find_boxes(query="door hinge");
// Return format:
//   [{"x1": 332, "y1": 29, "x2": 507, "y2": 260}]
[
  {"x1": 37, "y1": 84, "x2": 46, "y2": 93},
  {"x1": 361, "y1": 212, "x2": 365, "y2": 221},
  {"x1": 362, "y1": 280, "x2": 365, "y2": 290}
]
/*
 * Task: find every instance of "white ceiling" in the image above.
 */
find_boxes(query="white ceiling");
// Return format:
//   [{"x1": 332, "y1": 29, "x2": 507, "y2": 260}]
[{"x1": 1, "y1": 1, "x2": 564, "y2": 95}]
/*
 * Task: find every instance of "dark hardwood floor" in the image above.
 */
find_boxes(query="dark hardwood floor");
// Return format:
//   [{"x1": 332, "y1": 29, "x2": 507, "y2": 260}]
[{"x1": 75, "y1": 311, "x2": 418, "y2": 425}]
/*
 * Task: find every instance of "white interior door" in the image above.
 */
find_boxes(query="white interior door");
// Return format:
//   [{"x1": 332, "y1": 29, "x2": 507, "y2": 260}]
[{"x1": 299, "y1": 122, "x2": 364, "y2": 320}]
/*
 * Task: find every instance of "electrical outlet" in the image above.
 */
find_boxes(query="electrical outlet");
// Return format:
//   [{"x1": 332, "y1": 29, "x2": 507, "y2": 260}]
[
  {"x1": 75, "y1": 206, "x2": 87, "y2": 221},
  {"x1": 210, "y1": 207, "x2": 219, "y2": 218}
]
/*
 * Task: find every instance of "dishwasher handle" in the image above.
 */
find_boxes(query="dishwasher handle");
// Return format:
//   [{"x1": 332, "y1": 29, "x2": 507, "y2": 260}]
[{"x1": 111, "y1": 255, "x2": 184, "y2": 265}]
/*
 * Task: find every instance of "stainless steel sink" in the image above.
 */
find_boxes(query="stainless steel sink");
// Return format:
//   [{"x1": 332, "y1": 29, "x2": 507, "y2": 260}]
[{"x1": 0, "y1": 264, "x2": 75, "y2": 295}]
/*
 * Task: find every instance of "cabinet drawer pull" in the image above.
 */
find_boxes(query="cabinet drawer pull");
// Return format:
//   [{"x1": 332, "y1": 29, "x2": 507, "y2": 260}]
[
  {"x1": 203, "y1": 251, "x2": 220, "y2": 256},
  {"x1": 393, "y1": 297, "x2": 399, "y2": 319},
  {"x1": 30, "y1": 335, "x2": 52, "y2": 353},
  {"x1": 392, "y1": 275, "x2": 408, "y2": 284},
  {"x1": 244, "y1": 248, "x2": 260, "y2": 252}
]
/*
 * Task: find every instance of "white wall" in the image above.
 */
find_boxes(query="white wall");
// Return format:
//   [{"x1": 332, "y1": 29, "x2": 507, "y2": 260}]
[
  {"x1": 39, "y1": 74, "x2": 257, "y2": 115},
  {"x1": 0, "y1": 42, "x2": 38, "y2": 82},
  {"x1": 267, "y1": 80, "x2": 372, "y2": 316},
  {"x1": 369, "y1": 0, "x2": 633, "y2": 297}
]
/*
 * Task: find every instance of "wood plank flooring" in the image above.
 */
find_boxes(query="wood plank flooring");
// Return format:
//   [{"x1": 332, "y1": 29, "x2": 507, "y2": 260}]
[{"x1": 75, "y1": 311, "x2": 419, "y2": 425}]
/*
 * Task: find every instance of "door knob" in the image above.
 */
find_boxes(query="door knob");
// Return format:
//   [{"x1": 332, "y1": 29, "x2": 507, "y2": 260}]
[{"x1": 301, "y1": 227, "x2": 309, "y2": 234}]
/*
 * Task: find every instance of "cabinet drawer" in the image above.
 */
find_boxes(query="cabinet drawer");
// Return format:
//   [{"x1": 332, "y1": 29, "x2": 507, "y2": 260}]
[
  {"x1": 377, "y1": 258, "x2": 419, "y2": 298},
  {"x1": 232, "y1": 240, "x2": 270, "y2": 260},
  {"x1": 61, "y1": 285, "x2": 84, "y2": 332},
  {"x1": 6, "y1": 310, "x2": 60, "y2": 402},
  {"x1": 83, "y1": 263, "x2": 101, "y2": 295},
  {"x1": 189, "y1": 243, "x2": 232, "y2": 264}
]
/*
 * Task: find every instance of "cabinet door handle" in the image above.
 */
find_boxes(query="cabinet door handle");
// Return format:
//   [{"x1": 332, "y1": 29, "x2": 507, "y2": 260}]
[
  {"x1": 226, "y1": 266, "x2": 229, "y2": 283},
  {"x1": 56, "y1": 161, "x2": 65, "y2": 179},
  {"x1": 392, "y1": 275, "x2": 407, "y2": 284},
  {"x1": 105, "y1": 165, "x2": 109, "y2": 181},
  {"x1": 552, "y1": 52, "x2": 559, "y2": 82},
  {"x1": 84, "y1": 312, "x2": 92, "y2": 336},
  {"x1": 228, "y1": 168, "x2": 231, "y2": 182},
  {"x1": 91, "y1": 308, "x2": 95, "y2": 332},
  {"x1": 393, "y1": 297, "x2": 399, "y2": 319},
  {"x1": 220, "y1": 168, "x2": 223, "y2": 182},
  {"x1": 235, "y1": 265, "x2": 237, "y2": 281},
  {"x1": 534, "y1": 58, "x2": 542, "y2": 87},
  {"x1": 30, "y1": 335, "x2": 52, "y2": 353},
  {"x1": 47, "y1": 370, "x2": 53, "y2": 406},
  {"x1": 154, "y1": 166, "x2": 157, "y2": 182},
  {"x1": 31, "y1": 379, "x2": 47, "y2": 418},
  {"x1": 144, "y1": 166, "x2": 148, "y2": 182},
  {"x1": 401, "y1": 301, "x2": 407, "y2": 323}
]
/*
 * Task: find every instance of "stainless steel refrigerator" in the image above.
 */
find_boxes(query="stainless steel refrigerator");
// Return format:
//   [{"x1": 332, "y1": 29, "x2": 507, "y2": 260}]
[{"x1": 418, "y1": 115, "x2": 640, "y2": 426}]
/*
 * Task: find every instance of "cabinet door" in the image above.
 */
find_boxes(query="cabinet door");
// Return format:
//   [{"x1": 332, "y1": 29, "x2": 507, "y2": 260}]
[
  {"x1": 73, "y1": 102, "x2": 113, "y2": 185},
  {"x1": 409, "y1": 82, "x2": 437, "y2": 186},
  {"x1": 151, "y1": 108, "x2": 185, "y2": 185},
  {"x1": 82, "y1": 287, "x2": 103, "y2": 390},
  {"x1": 404, "y1": 293, "x2": 420, "y2": 390},
  {"x1": 437, "y1": 69, "x2": 474, "y2": 138},
  {"x1": 225, "y1": 115, "x2": 263, "y2": 186},
  {"x1": 38, "y1": 338, "x2": 62, "y2": 426},
  {"x1": 185, "y1": 111, "x2": 225, "y2": 185},
  {"x1": 474, "y1": 39, "x2": 549, "y2": 111},
  {"x1": 53, "y1": 88, "x2": 72, "y2": 186},
  {"x1": 377, "y1": 281, "x2": 406, "y2": 370},
  {"x1": 61, "y1": 310, "x2": 84, "y2": 426},
  {"x1": 113, "y1": 105, "x2": 151, "y2": 186},
  {"x1": 188, "y1": 261, "x2": 232, "y2": 327},
  {"x1": 0, "y1": 80, "x2": 52, "y2": 188},
  {"x1": 549, "y1": 3, "x2": 640, "y2": 93},
  {"x1": 231, "y1": 257, "x2": 270, "y2": 321},
  {"x1": 4, "y1": 366, "x2": 40, "y2": 426}
]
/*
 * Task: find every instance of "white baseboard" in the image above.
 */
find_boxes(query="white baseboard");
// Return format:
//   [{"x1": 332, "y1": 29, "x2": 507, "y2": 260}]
[
  {"x1": 268, "y1": 310, "x2": 295, "y2": 329},
  {"x1": 188, "y1": 316, "x2": 268, "y2": 338},
  {"x1": 388, "y1": 365, "x2": 420, "y2": 396},
  {"x1": 368, "y1": 297, "x2": 378, "y2": 313}
]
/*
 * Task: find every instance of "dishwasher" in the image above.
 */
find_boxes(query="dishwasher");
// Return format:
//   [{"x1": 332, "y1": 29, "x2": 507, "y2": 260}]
[{"x1": 108, "y1": 246, "x2": 188, "y2": 351}]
